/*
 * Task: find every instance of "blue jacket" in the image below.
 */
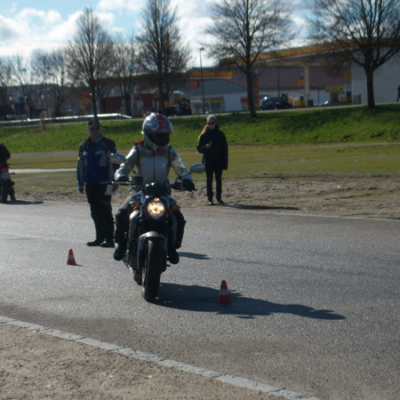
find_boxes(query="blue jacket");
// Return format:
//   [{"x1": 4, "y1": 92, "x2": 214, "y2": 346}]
[{"x1": 77, "y1": 135, "x2": 117, "y2": 188}]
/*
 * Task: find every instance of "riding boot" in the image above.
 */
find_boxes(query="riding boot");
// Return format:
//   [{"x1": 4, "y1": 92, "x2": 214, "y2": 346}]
[
  {"x1": 173, "y1": 210, "x2": 186, "y2": 249},
  {"x1": 127, "y1": 239, "x2": 138, "y2": 268},
  {"x1": 9, "y1": 186, "x2": 16, "y2": 201},
  {"x1": 113, "y1": 240, "x2": 127, "y2": 260}
]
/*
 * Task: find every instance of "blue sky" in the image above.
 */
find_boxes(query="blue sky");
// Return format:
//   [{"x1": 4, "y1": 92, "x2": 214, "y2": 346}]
[{"x1": 0, "y1": 0, "x2": 311, "y2": 67}]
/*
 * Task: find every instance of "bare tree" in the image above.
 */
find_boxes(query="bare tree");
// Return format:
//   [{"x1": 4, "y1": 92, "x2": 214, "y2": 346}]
[
  {"x1": 9, "y1": 55, "x2": 41, "y2": 119},
  {"x1": 67, "y1": 7, "x2": 114, "y2": 118},
  {"x1": 0, "y1": 57, "x2": 13, "y2": 119},
  {"x1": 309, "y1": 0, "x2": 400, "y2": 108},
  {"x1": 113, "y1": 33, "x2": 140, "y2": 116},
  {"x1": 136, "y1": 0, "x2": 191, "y2": 113},
  {"x1": 32, "y1": 49, "x2": 71, "y2": 117},
  {"x1": 204, "y1": 0, "x2": 292, "y2": 117}
]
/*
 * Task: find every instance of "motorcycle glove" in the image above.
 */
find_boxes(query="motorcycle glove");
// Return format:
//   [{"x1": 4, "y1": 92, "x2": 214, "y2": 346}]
[{"x1": 183, "y1": 179, "x2": 195, "y2": 192}]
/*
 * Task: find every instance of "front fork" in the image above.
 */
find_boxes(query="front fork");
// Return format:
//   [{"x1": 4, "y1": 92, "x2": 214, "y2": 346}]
[{"x1": 128, "y1": 213, "x2": 177, "y2": 273}]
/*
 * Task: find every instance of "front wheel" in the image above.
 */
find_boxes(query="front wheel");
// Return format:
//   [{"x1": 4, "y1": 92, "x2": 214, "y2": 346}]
[
  {"x1": 1, "y1": 181, "x2": 8, "y2": 203},
  {"x1": 142, "y1": 237, "x2": 163, "y2": 302}
]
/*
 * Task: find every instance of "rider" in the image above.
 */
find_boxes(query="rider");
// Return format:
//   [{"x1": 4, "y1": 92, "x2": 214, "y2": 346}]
[
  {"x1": 113, "y1": 112, "x2": 195, "y2": 265},
  {"x1": 0, "y1": 143, "x2": 16, "y2": 201}
]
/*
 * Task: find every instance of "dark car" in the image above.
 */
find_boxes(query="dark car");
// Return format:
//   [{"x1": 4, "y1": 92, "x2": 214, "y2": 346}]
[
  {"x1": 177, "y1": 104, "x2": 192, "y2": 116},
  {"x1": 166, "y1": 104, "x2": 192, "y2": 117},
  {"x1": 317, "y1": 100, "x2": 340, "y2": 107},
  {"x1": 260, "y1": 96, "x2": 291, "y2": 110}
]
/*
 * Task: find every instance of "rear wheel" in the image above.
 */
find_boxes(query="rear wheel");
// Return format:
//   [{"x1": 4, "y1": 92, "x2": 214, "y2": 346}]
[
  {"x1": 142, "y1": 237, "x2": 163, "y2": 302},
  {"x1": 1, "y1": 181, "x2": 8, "y2": 203}
]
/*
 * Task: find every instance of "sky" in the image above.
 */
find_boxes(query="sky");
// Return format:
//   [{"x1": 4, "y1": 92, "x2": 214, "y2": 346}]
[{"x1": 0, "y1": 0, "x2": 312, "y2": 68}]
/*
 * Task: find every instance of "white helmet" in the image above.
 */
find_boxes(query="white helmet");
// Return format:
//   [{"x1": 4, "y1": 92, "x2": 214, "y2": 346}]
[{"x1": 142, "y1": 113, "x2": 173, "y2": 153}]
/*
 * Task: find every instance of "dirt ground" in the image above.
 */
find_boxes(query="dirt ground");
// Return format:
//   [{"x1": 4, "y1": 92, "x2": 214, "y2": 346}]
[
  {"x1": 2, "y1": 174, "x2": 400, "y2": 400},
  {"x1": 0, "y1": 323, "x2": 282, "y2": 400},
  {"x1": 17, "y1": 174, "x2": 400, "y2": 219}
]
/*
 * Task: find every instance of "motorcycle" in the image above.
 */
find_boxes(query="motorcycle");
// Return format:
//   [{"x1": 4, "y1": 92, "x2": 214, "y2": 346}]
[
  {"x1": 0, "y1": 163, "x2": 11, "y2": 203},
  {"x1": 111, "y1": 153, "x2": 204, "y2": 302}
]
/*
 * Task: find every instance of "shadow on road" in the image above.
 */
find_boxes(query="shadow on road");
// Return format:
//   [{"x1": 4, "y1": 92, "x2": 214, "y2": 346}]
[
  {"x1": 157, "y1": 283, "x2": 345, "y2": 320},
  {"x1": 216, "y1": 204, "x2": 301, "y2": 211},
  {"x1": 179, "y1": 252, "x2": 210, "y2": 260},
  {"x1": 1, "y1": 200, "x2": 44, "y2": 205}
]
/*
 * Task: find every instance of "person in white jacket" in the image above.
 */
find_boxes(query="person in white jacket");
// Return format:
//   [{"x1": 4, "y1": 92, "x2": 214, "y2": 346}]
[{"x1": 113, "y1": 113, "x2": 195, "y2": 265}]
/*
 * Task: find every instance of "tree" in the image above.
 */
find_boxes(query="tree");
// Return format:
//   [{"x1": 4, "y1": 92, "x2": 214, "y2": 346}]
[
  {"x1": 0, "y1": 57, "x2": 13, "y2": 119},
  {"x1": 32, "y1": 49, "x2": 70, "y2": 117},
  {"x1": 136, "y1": 0, "x2": 191, "y2": 113},
  {"x1": 10, "y1": 55, "x2": 40, "y2": 119},
  {"x1": 204, "y1": 0, "x2": 292, "y2": 117},
  {"x1": 309, "y1": 0, "x2": 400, "y2": 108},
  {"x1": 113, "y1": 33, "x2": 140, "y2": 116},
  {"x1": 67, "y1": 7, "x2": 114, "y2": 118}
]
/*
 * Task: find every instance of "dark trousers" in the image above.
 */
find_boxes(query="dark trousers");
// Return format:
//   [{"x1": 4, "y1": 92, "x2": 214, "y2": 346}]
[
  {"x1": 206, "y1": 167, "x2": 223, "y2": 201},
  {"x1": 85, "y1": 184, "x2": 114, "y2": 242},
  {"x1": 115, "y1": 196, "x2": 186, "y2": 249}
]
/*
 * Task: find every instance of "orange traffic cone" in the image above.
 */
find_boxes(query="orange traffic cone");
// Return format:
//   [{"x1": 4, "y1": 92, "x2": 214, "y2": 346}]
[
  {"x1": 218, "y1": 280, "x2": 231, "y2": 303},
  {"x1": 67, "y1": 249, "x2": 77, "y2": 265}
]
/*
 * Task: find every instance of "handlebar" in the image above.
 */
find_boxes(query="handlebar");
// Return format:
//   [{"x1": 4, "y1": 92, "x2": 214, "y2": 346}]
[{"x1": 113, "y1": 177, "x2": 191, "y2": 192}]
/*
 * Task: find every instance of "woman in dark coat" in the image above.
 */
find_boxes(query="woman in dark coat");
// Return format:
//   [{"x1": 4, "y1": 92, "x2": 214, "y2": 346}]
[{"x1": 197, "y1": 115, "x2": 228, "y2": 205}]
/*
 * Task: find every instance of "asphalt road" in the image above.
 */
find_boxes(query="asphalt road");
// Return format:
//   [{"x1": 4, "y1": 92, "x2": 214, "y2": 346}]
[{"x1": 0, "y1": 201, "x2": 399, "y2": 400}]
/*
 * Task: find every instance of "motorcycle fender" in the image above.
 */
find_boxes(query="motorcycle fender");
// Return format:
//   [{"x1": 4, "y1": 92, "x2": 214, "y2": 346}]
[
  {"x1": 138, "y1": 232, "x2": 166, "y2": 268},
  {"x1": 128, "y1": 209, "x2": 140, "y2": 241}
]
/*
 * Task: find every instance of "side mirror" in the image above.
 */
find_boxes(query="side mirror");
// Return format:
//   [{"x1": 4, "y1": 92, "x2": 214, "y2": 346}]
[
  {"x1": 190, "y1": 164, "x2": 205, "y2": 174},
  {"x1": 111, "y1": 153, "x2": 126, "y2": 164}
]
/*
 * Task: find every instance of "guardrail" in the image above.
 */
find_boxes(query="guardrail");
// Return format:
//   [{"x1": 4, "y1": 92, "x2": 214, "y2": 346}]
[{"x1": 0, "y1": 113, "x2": 133, "y2": 127}]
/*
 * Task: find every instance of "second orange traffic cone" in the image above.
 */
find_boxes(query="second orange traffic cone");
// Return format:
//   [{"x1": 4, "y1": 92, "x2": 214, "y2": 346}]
[
  {"x1": 67, "y1": 249, "x2": 77, "y2": 265},
  {"x1": 218, "y1": 280, "x2": 231, "y2": 303}
]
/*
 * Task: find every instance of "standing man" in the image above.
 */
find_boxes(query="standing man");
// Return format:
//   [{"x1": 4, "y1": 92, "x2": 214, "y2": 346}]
[
  {"x1": 397, "y1": 84, "x2": 400, "y2": 102},
  {"x1": 77, "y1": 119, "x2": 118, "y2": 248}
]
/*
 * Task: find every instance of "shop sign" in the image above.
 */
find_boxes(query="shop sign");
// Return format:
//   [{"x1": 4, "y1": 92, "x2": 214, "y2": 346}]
[{"x1": 326, "y1": 86, "x2": 344, "y2": 93}]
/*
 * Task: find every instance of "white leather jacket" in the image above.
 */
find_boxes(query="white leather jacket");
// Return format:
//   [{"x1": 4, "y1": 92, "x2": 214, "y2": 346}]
[{"x1": 114, "y1": 144, "x2": 192, "y2": 185}]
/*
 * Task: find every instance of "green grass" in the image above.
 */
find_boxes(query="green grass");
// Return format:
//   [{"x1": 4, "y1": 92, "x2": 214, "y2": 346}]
[
  {"x1": 1, "y1": 104, "x2": 400, "y2": 153},
  {"x1": 3, "y1": 105, "x2": 400, "y2": 190},
  {"x1": 12, "y1": 143, "x2": 400, "y2": 195},
  {"x1": 179, "y1": 143, "x2": 400, "y2": 178},
  {"x1": 10, "y1": 143, "x2": 400, "y2": 176}
]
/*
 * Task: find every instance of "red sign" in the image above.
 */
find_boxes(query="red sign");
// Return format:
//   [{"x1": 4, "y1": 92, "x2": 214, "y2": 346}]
[{"x1": 190, "y1": 81, "x2": 200, "y2": 88}]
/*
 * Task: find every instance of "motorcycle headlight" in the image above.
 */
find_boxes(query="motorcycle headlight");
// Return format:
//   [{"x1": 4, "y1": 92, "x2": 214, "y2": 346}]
[{"x1": 146, "y1": 197, "x2": 166, "y2": 220}]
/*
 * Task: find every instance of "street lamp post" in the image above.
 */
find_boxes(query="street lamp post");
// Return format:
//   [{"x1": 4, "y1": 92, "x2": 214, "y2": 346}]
[{"x1": 199, "y1": 47, "x2": 206, "y2": 114}]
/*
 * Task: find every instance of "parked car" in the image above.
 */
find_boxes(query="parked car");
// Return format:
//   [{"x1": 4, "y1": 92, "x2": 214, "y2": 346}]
[
  {"x1": 260, "y1": 96, "x2": 292, "y2": 110},
  {"x1": 317, "y1": 100, "x2": 340, "y2": 107},
  {"x1": 166, "y1": 104, "x2": 192, "y2": 116}
]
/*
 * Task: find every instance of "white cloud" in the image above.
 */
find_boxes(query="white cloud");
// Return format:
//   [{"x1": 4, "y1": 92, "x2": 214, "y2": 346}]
[
  {"x1": 291, "y1": 0, "x2": 312, "y2": 12},
  {"x1": 0, "y1": 8, "x2": 66, "y2": 56},
  {"x1": 0, "y1": 1, "x2": 313, "y2": 64},
  {"x1": 0, "y1": 15, "x2": 20, "y2": 42},
  {"x1": 0, "y1": 7, "x2": 116, "y2": 58},
  {"x1": 47, "y1": 11, "x2": 82, "y2": 42},
  {"x1": 170, "y1": 0, "x2": 216, "y2": 67},
  {"x1": 16, "y1": 8, "x2": 62, "y2": 28},
  {"x1": 292, "y1": 15, "x2": 307, "y2": 29},
  {"x1": 98, "y1": 0, "x2": 147, "y2": 12}
]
